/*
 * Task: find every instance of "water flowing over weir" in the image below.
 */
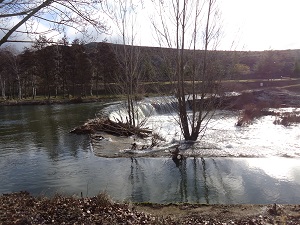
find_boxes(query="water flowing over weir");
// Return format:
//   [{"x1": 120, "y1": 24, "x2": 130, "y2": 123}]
[
  {"x1": 90, "y1": 96, "x2": 182, "y2": 157},
  {"x1": 93, "y1": 96, "x2": 300, "y2": 158},
  {"x1": 101, "y1": 96, "x2": 180, "y2": 122}
]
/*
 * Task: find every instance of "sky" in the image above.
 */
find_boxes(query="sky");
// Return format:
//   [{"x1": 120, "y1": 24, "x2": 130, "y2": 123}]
[
  {"x1": 86, "y1": 0, "x2": 300, "y2": 51},
  {"x1": 2, "y1": 0, "x2": 300, "y2": 52},
  {"x1": 219, "y1": 0, "x2": 300, "y2": 51}
]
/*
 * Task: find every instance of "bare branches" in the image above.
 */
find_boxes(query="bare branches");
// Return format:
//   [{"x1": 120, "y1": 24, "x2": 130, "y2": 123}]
[
  {"x1": 0, "y1": 0, "x2": 108, "y2": 46},
  {"x1": 0, "y1": 9, "x2": 34, "y2": 18},
  {"x1": 102, "y1": 0, "x2": 145, "y2": 128},
  {"x1": 151, "y1": 0, "x2": 223, "y2": 141},
  {"x1": 0, "y1": 0, "x2": 53, "y2": 46}
]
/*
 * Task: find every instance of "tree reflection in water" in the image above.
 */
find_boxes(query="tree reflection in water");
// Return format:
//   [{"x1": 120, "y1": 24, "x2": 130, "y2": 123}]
[
  {"x1": 171, "y1": 157, "x2": 210, "y2": 203},
  {"x1": 172, "y1": 157, "x2": 210, "y2": 204},
  {"x1": 129, "y1": 157, "x2": 147, "y2": 202},
  {"x1": 201, "y1": 157, "x2": 209, "y2": 204}
]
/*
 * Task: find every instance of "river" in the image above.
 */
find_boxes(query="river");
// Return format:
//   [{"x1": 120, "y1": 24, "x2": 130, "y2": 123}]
[{"x1": 0, "y1": 102, "x2": 300, "y2": 204}]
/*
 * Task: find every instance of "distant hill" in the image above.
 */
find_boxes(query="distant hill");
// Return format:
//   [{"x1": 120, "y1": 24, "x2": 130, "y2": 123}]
[{"x1": 85, "y1": 42, "x2": 300, "y2": 81}]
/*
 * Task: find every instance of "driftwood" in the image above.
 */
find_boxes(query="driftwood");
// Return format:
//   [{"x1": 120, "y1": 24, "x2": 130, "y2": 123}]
[{"x1": 70, "y1": 118, "x2": 152, "y2": 138}]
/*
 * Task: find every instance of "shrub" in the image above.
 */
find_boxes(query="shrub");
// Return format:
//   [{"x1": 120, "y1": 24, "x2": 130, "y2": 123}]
[
  {"x1": 236, "y1": 103, "x2": 275, "y2": 126},
  {"x1": 95, "y1": 192, "x2": 113, "y2": 207},
  {"x1": 273, "y1": 113, "x2": 300, "y2": 126},
  {"x1": 236, "y1": 104, "x2": 264, "y2": 126}
]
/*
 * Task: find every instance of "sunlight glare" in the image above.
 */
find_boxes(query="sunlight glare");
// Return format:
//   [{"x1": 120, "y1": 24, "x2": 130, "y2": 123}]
[{"x1": 247, "y1": 158, "x2": 299, "y2": 183}]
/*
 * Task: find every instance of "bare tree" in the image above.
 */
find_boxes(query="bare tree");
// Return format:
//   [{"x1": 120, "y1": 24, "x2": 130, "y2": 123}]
[
  {"x1": 0, "y1": 0, "x2": 107, "y2": 47},
  {"x1": 152, "y1": 0, "x2": 223, "y2": 141},
  {"x1": 0, "y1": 49, "x2": 9, "y2": 99},
  {"x1": 0, "y1": 47, "x2": 23, "y2": 99},
  {"x1": 90, "y1": 42, "x2": 118, "y2": 96},
  {"x1": 18, "y1": 48, "x2": 38, "y2": 99},
  {"x1": 9, "y1": 49, "x2": 22, "y2": 99},
  {"x1": 103, "y1": 0, "x2": 144, "y2": 128}
]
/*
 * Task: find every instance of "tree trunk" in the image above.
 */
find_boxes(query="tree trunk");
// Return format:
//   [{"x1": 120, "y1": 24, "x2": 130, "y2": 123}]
[
  {"x1": 96, "y1": 71, "x2": 99, "y2": 97},
  {"x1": 62, "y1": 78, "x2": 65, "y2": 99},
  {"x1": 32, "y1": 86, "x2": 36, "y2": 99},
  {"x1": 0, "y1": 75, "x2": 6, "y2": 99},
  {"x1": 17, "y1": 78, "x2": 22, "y2": 99}
]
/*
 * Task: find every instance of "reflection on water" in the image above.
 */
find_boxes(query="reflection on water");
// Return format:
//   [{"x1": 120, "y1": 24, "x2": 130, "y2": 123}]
[
  {"x1": 0, "y1": 103, "x2": 300, "y2": 204},
  {"x1": 0, "y1": 104, "x2": 103, "y2": 157},
  {"x1": 2, "y1": 154, "x2": 299, "y2": 204},
  {"x1": 146, "y1": 110, "x2": 300, "y2": 158}
]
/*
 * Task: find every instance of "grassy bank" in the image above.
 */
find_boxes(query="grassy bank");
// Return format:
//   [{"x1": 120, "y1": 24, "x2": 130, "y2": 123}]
[
  {"x1": 0, "y1": 79, "x2": 300, "y2": 106},
  {"x1": 1, "y1": 79, "x2": 300, "y2": 107},
  {"x1": 0, "y1": 95, "x2": 125, "y2": 107}
]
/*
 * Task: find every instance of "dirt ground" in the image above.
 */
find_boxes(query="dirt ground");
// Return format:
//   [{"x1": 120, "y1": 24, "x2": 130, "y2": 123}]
[
  {"x1": 1, "y1": 192, "x2": 300, "y2": 224},
  {"x1": 136, "y1": 203, "x2": 300, "y2": 224}
]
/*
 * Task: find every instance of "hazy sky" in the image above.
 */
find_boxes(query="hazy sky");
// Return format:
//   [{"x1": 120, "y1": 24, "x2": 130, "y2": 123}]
[
  {"x1": 69, "y1": 0, "x2": 300, "y2": 51},
  {"x1": 219, "y1": 0, "x2": 300, "y2": 51},
  {"x1": 2, "y1": 0, "x2": 300, "y2": 51}
]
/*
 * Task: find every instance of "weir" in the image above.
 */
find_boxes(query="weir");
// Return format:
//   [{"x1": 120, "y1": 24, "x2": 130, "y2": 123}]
[
  {"x1": 101, "y1": 96, "x2": 180, "y2": 123},
  {"x1": 94, "y1": 93, "x2": 300, "y2": 158},
  {"x1": 100, "y1": 92, "x2": 243, "y2": 123}
]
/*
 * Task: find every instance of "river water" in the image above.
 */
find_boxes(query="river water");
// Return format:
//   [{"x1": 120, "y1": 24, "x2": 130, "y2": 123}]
[{"x1": 0, "y1": 101, "x2": 300, "y2": 204}]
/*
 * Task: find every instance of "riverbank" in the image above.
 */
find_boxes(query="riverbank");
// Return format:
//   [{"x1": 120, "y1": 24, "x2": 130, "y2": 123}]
[
  {"x1": 0, "y1": 95, "x2": 124, "y2": 107},
  {"x1": 1, "y1": 192, "x2": 300, "y2": 224},
  {"x1": 1, "y1": 79, "x2": 300, "y2": 107}
]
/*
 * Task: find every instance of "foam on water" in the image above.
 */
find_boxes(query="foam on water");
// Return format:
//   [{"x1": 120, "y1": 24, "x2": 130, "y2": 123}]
[{"x1": 101, "y1": 97, "x2": 300, "y2": 158}]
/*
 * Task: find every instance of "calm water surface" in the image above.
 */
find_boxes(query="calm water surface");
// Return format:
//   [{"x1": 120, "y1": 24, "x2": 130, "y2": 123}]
[{"x1": 0, "y1": 103, "x2": 300, "y2": 204}]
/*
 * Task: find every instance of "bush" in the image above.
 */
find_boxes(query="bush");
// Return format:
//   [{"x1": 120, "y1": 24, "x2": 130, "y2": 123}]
[
  {"x1": 236, "y1": 104, "x2": 264, "y2": 126},
  {"x1": 273, "y1": 113, "x2": 300, "y2": 126},
  {"x1": 95, "y1": 192, "x2": 113, "y2": 207},
  {"x1": 236, "y1": 103, "x2": 275, "y2": 126}
]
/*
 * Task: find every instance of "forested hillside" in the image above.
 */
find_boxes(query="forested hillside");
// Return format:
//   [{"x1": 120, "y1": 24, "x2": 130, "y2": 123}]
[{"x1": 1, "y1": 40, "x2": 300, "y2": 100}]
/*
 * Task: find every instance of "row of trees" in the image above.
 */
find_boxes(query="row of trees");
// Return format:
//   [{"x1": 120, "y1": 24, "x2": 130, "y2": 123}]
[
  {"x1": 1, "y1": 0, "x2": 224, "y2": 142},
  {"x1": 2, "y1": 41, "x2": 300, "y2": 100},
  {"x1": 233, "y1": 50, "x2": 300, "y2": 79},
  {"x1": 0, "y1": 38, "x2": 119, "y2": 100}
]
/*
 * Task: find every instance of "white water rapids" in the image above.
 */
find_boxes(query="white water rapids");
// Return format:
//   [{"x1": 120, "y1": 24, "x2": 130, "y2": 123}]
[{"x1": 96, "y1": 97, "x2": 300, "y2": 158}]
